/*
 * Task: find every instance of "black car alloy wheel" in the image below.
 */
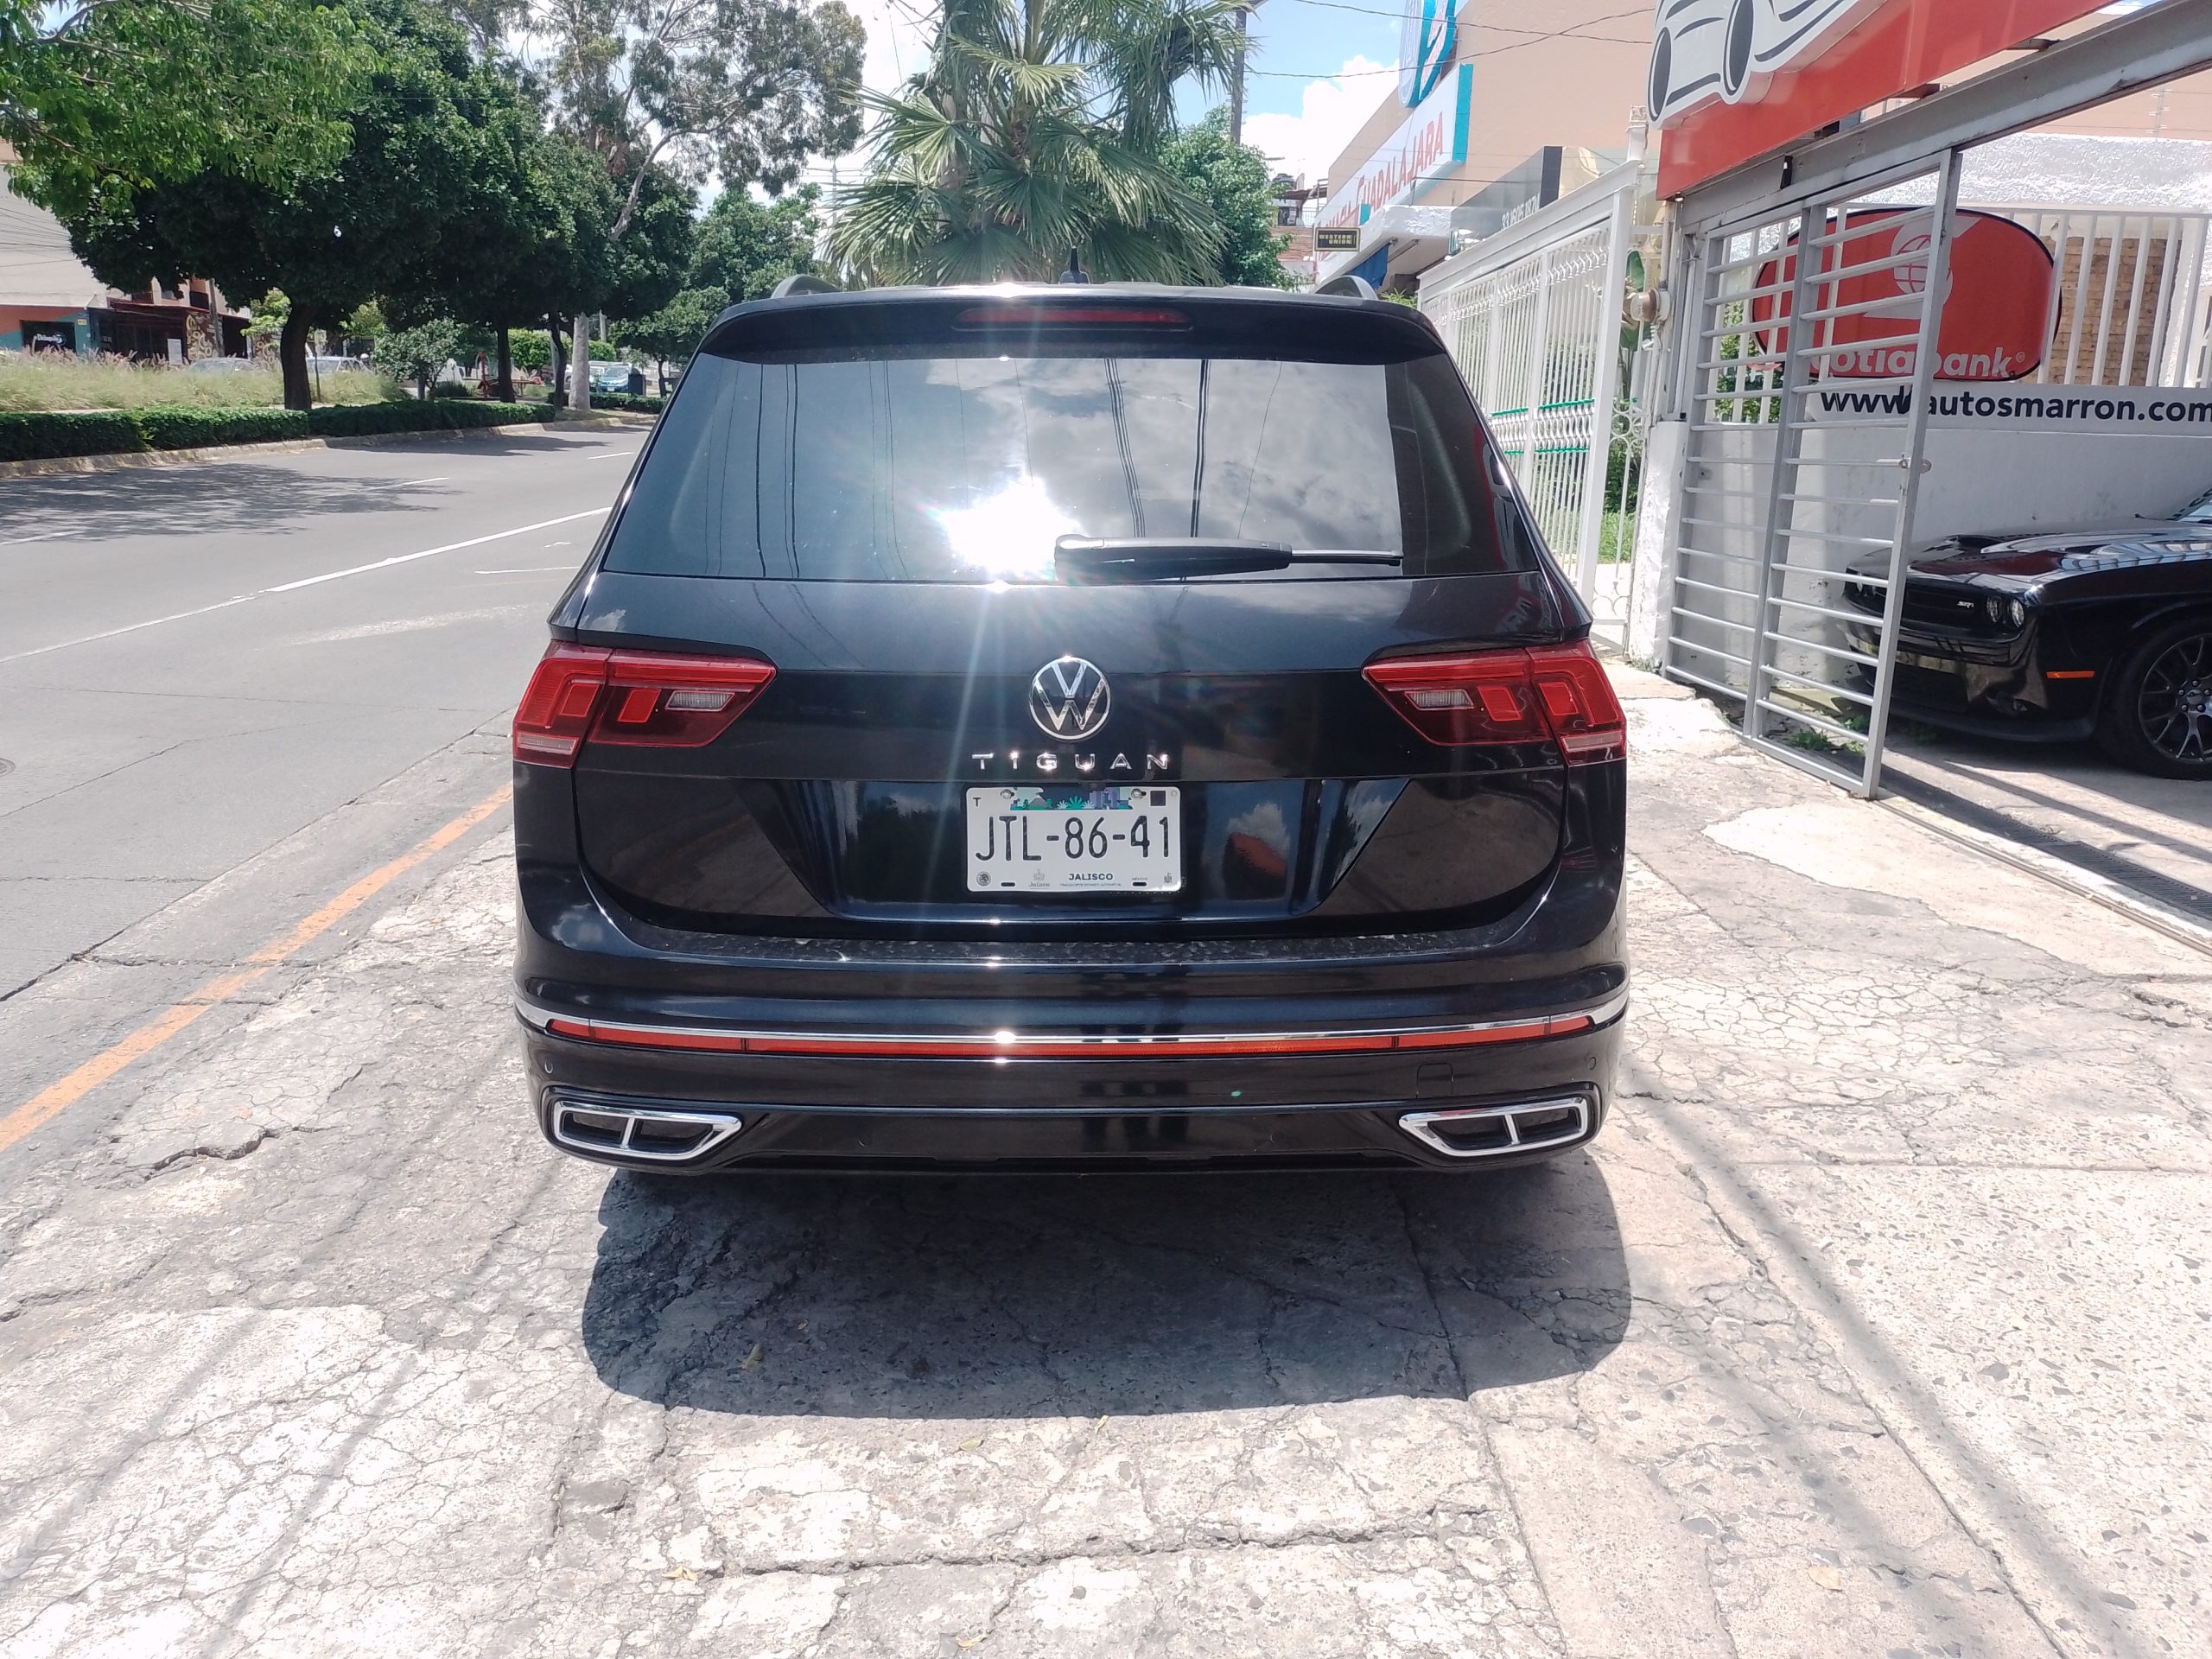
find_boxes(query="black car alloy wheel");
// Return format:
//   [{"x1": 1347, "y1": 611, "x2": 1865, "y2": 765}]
[{"x1": 2101, "y1": 616, "x2": 2212, "y2": 778}]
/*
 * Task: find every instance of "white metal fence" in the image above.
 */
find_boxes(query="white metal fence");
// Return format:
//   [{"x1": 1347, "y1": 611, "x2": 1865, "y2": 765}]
[
  {"x1": 1858, "y1": 198, "x2": 2212, "y2": 386},
  {"x1": 1421, "y1": 162, "x2": 1643, "y2": 646},
  {"x1": 2008, "y1": 207, "x2": 2212, "y2": 387}
]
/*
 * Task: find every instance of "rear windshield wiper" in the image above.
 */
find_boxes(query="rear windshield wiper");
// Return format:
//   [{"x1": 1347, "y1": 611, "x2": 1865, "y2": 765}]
[{"x1": 1054, "y1": 537, "x2": 1402, "y2": 582}]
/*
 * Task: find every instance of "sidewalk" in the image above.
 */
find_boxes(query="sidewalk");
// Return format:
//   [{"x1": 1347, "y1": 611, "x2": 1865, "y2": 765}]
[{"x1": 0, "y1": 675, "x2": 2205, "y2": 1657}]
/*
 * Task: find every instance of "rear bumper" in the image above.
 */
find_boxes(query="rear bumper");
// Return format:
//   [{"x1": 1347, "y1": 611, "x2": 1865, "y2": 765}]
[
  {"x1": 514, "y1": 763, "x2": 1627, "y2": 1170},
  {"x1": 517, "y1": 992, "x2": 1624, "y2": 1172}
]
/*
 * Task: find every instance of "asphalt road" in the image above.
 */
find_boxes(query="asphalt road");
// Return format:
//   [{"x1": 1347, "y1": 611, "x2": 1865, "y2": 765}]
[
  {"x1": 0, "y1": 427, "x2": 639, "y2": 1164},
  {"x1": 1, "y1": 454, "x2": 2209, "y2": 1656}
]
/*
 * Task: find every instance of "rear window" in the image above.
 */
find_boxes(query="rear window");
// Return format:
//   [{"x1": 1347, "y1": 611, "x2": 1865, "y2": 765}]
[{"x1": 603, "y1": 342, "x2": 1533, "y2": 582}]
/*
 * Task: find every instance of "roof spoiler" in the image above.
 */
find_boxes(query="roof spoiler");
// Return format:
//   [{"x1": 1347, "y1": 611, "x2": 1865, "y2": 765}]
[{"x1": 769, "y1": 273, "x2": 842, "y2": 298}]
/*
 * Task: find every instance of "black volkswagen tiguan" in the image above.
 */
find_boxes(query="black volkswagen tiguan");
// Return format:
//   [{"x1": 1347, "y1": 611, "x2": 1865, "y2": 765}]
[{"x1": 512, "y1": 284, "x2": 1626, "y2": 1173}]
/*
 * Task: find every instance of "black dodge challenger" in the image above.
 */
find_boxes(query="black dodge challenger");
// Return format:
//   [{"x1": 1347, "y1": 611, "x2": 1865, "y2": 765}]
[{"x1": 1845, "y1": 483, "x2": 2212, "y2": 778}]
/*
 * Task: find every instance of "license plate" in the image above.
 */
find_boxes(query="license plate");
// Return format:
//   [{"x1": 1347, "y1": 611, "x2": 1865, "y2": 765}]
[{"x1": 966, "y1": 787, "x2": 1182, "y2": 893}]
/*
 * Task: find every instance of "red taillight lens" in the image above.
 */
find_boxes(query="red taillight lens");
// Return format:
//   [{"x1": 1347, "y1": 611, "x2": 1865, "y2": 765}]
[
  {"x1": 512, "y1": 644, "x2": 775, "y2": 766},
  {"x1": 1526, "y1": 643, "x2": 1628, "y2": 764},
  {"x1": 512, "y1": 644, "x2": 609, "y2": 764},
  {"x1": 1363, "y1": 641, "x2": 1625, "y2": 763}
]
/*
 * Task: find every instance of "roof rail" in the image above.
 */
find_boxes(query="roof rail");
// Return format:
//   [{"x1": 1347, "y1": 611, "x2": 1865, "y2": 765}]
[
  {"x1": 770, "y1": 273, "x2": 842, "y2": 298},
  {"x1": 1315, "y1": 275, "x2": 1378, "y2": 300}
]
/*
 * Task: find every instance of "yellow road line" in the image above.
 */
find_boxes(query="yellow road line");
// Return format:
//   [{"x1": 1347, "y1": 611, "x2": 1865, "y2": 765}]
[{"x1": 0, "y1": 783, "x2": 512, "y2": 1156}]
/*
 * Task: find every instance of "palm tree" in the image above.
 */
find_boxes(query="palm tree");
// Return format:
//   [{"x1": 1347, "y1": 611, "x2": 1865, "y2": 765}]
[{"x1": 831, "y1": 0, "x2": 1249, "y2": 284}]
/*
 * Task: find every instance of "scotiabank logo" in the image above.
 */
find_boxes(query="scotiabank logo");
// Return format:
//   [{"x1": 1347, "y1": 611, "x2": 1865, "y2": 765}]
[{"x1": 1752, "y1": 207, "x2": 2056, "y2": 383}]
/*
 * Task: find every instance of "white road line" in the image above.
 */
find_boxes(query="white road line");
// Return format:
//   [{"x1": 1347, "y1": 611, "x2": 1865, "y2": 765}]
[
  {"x1": 0, "y1": 596, "x2": 258, "y2": 664},
  {"x1": 586, "y1": 449, "x2": 639, "y2": 460},
  {"x1": 0, "y1": 531, "x2": 78, "y2": 547},
  {"x1": 0, "y1": 506, "x2": 609, "y2": 664},
  {"x1": 263, "y1": 508, "x2": 607, "y2": 592},
  {"x1": 381, "y1": 476, "x2": 450, "y2": 487}
]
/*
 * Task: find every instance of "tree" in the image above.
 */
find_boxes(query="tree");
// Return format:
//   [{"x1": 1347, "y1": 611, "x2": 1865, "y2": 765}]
[
  {"x1": 1, "y1": 0, "x2": 365, "y2": 223},
  {"x1": 536, "y1": 0, "x2": 864, "y2": 410},
  {"x1": 379, "y1": 317, "x2": 462, "y2": 398},
  {"x1": 1160, "y1": 108, "x2": 1293, "y2": 288},
  {"x1": 601, "y1": 166, "x2": 699, "y2": 325},
  {"x1": 689, "y1": 185, "x2": 822, "y2": 302},
  {"x1": 613, "y1": 284, "x2": 727, "y2": 388},
  {"x1": 59, "y1": 0, "x2": 506, "y2": 408},
  {"x1": 401, "y1": 111, "x2": 602, "y2": 402},
  {"x1": 831, "y1": 0, "x2": 1246, "y2": 284}
]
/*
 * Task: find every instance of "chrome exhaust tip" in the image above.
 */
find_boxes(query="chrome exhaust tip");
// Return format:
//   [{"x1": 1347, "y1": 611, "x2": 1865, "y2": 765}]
[
  {"x1": 547, "y1": 1091, "x2": 743, "y2": 1163},
  {"x1": 1397, "y1": 1096, "x2": 1592, "y2": 1160}
]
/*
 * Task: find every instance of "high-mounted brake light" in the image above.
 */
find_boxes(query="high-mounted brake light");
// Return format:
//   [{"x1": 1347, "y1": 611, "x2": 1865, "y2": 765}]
[
  {"x1": 1363, "y1": 640, "x2": 1625, "y2": 763},
  {"x1": 512, "y1": 644, "x2": 775, "y2": 766},
  {"x1": 953, "y1": 305, "x2": 1191, "y2": 329}
]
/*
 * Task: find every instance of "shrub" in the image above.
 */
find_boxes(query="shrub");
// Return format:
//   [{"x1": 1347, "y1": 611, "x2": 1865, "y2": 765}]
[
  {"x1": 0, "y1": 410, "x2": 146, "y2": 461},
  {"x1": 587, "y1": 391, "x2": 666, "y2": 414},
  {"x1": 429, "y1": 381, "x2": 478, "y2": 399},
  {"x1": 0, "y1": 399, "x2": 558, "y2": 462},
  {"x1": 305, "y1": 399, "x2": 550, "y2": 437},
  {"x1": 137, "y1": 407, "x2": 311, "y2": 449}
]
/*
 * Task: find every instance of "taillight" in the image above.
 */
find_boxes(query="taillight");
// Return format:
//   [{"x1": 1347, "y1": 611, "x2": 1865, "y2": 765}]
[
  {"x1": 512, "y1": 644, "x2": 775, "y2": 766},
  {"x1": 1363, "y1": 640, "x2": 1625, "y2": 763}
]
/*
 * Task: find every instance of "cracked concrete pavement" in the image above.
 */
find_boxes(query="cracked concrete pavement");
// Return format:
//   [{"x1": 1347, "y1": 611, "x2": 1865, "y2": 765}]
[{"x1": 2, "y1": 673, "x2": 2208, "y2": 1658}]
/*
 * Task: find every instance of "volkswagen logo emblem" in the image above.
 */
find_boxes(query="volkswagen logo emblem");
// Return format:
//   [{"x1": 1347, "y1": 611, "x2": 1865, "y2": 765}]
[{"x1": 1028, "y1": 656, "x2": 1111, "y2": 741}]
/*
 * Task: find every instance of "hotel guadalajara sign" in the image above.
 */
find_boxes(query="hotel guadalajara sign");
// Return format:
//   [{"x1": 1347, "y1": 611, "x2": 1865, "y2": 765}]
[
  {"x1": 1317, "y1": 63, "x2": 1473, "y2": 239},
  {"x1": 1649, "y1": 0, "x2": 2114, "y2": 197}
]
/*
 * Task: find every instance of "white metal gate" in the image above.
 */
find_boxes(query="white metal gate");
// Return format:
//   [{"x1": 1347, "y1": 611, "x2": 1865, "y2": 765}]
[
  {"x1": 1421, "y1": 162, "x2": 1641, "y2": 645},
  {"x1": 1662, "y1": 153, "x2": 1960, "y2": 796}
]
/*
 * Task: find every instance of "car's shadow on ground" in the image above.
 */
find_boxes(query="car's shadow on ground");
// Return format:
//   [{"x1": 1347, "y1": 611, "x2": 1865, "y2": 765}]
[
  {"x1": 580, "y1": 1158, "x2": 1628, "y2": 1418},
  {"x1": 0, "y1": 463, "x2": 452, "y2": 540}
]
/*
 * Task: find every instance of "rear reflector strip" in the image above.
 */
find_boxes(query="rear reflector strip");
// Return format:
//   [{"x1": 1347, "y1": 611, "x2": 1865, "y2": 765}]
[{"x1": 530, "y1": 1003, "x2": 1617, "y2": 1059}]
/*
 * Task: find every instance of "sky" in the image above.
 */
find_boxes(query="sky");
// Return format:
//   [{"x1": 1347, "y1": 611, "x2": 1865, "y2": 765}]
[{"x1": 798, "y1": 0, "x2": 1406, "y2": 199}]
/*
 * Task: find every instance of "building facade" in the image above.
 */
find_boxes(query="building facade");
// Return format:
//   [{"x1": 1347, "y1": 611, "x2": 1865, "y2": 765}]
[
  {"x1": 1313, "y1": 0, "x2": 1653, "y2": 293},
  {"x1": 2, "y1": 149, "x2": 248, "y2": 359}
]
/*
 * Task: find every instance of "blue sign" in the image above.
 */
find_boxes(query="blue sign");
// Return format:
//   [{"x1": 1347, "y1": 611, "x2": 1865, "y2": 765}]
[{"x1": 1399, "y1": 0, "x2": 1459, "y2": 109}]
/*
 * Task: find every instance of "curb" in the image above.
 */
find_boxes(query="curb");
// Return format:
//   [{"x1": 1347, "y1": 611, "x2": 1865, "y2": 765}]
[
  {"x1": 1879, "y1": 793, "x2": 2212, "y2": 960},
  {"x1": 0, "y1": 412, "x2": 654, "y2": 481}
]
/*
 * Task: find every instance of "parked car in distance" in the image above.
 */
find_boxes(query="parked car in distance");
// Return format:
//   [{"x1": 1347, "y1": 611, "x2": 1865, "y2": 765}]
[
  {"x1": 185, "y1": 356, "x2": 259, "y2": 374},
  {"x1": 589, "y1": 359, "x2": 645, "y2": 396},
  {"x1": 509, "y1": 283, "x2": 1628, "y2": 1175},
  {"x1": 1844, "y1": 484, "x2": 2212, "y2": 777},
  {"x1": 307, "y1": 353, "x2": 372, "y2": 375}
]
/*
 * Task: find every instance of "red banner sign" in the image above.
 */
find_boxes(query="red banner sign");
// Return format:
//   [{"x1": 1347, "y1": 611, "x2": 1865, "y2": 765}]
[
  {"x1": 1652, "y1": 0, "x2": 2111, "y2": 197},
  {"x1": 1752, "y1": 207, "x2": 2056, "y2": 381}
]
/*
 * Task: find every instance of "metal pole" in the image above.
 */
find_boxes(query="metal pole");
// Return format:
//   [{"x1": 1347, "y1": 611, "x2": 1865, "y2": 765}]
[
  {"x1": 1573, "y1": 170, "x2": 1637, "y2": 601},
  {"x1": 1520, "y1": 247, "x2": 1554, "y2": 487},
  {"x1": 1860, "y1": 149, "x2": 1961, "y2": 800},
  {"x1": 1743, "y1": 208, "x2": 1821, "y2": 748},
  {"x1": 1230, "y1": 5, "x2": 1249, "y2": 147}
]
